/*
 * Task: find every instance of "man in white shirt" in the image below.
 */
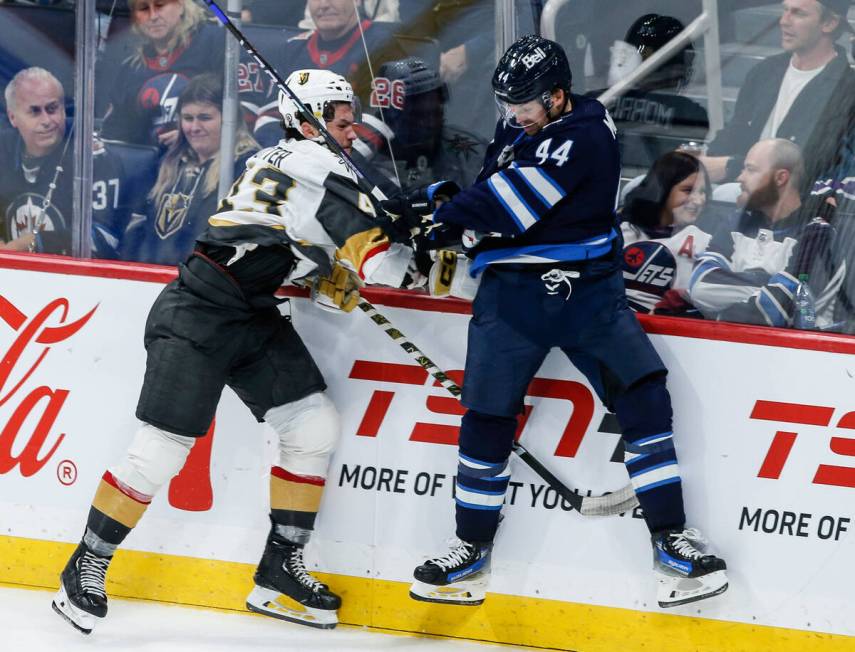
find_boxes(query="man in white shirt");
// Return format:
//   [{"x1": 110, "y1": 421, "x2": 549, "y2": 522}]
[{"x1": 700, "y1": 0, "x2": 854, "y2": 183}]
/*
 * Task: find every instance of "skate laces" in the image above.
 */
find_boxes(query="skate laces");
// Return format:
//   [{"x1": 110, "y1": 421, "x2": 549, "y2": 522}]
[
  {"x1": 285, "y1": 547, "x2": 325, "y2": 592},
  {"x1": 427, "y1": 540, "x2": 476, "y2": 571},
  {"x1": 78, "y1": 551, "x2": 110, "y2": 599},
  {"x1": 668, "y1": 527, "x2": 708, "y2": 559}
]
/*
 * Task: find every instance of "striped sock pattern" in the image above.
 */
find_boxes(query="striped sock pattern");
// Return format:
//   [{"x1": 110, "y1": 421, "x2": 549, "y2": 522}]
[
  {"x1": 624, "y1": 431, "x2": 685, "y2": 531},
  {"x1": 455, "y1": 453, "x2": 511, "y2": 543}
]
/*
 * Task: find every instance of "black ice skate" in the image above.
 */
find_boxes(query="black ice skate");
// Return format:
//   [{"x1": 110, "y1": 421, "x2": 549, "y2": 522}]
[
  {"x1": 652, "y1": 527, "x2": 728, "y2": 608},
  {"x1": 409, "y1": 539, "x2": 491, "y2": 606},
  {"x1": 51, "y1": 542, "x2": 111, "y2": 634},
  {"x1": 246, "y1": 533, "x2": 341, "y2": 629}
]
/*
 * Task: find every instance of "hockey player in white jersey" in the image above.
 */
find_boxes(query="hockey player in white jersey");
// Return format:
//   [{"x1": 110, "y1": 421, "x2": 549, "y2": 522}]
[{"x1": 52, "y1": 69, "x2": 415, "y2": 635}]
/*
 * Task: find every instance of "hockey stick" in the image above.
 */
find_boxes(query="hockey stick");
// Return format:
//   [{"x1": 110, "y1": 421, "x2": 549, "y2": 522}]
[
  {"x1": 356, "y1": 299, "x2": 639, "y2": 516},
  {"x1": 203, "y1": 0, "x2": 387, "y2": 200}
]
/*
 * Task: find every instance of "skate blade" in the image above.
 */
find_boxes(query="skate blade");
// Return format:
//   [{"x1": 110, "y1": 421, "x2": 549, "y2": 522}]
[
  {"x1": 657, "y1": 570, "x2": 728, "y2": 608},
  {"x1": 51, "y1": 582, "x2": 100, "y2": 635},
  {"x1": 409, "y1": 578, "x2": 486, "y2": 606},
  {"x1": 246, "y1": 585, "x2": 338, "y2": 629}
]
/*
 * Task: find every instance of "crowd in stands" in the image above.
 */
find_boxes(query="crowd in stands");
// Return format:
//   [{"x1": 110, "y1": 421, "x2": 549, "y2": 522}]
[{"x1": 0, "y1": 0, "x2": 854, "y2": 335}]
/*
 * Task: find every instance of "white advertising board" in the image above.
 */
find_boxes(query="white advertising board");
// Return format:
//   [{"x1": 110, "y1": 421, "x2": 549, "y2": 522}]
[{"x1": 1, "y1": 263, "x2": 854, "y2": 638}]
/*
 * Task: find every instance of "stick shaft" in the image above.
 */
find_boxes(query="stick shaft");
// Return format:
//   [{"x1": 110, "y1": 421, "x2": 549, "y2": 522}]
[
  {"x1": 203, "y1": 1, "x2": 384, "y2": 199},
  {"x1": 356, "y1": 299, "x2": 638, "y2": 516}
]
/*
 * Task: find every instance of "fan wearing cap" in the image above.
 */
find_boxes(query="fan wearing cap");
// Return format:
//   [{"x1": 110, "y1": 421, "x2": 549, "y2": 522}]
[
  {"x1": 406, "y1": 35, "x2": 729, "y2": 610},
  {"x1": 701, "y1": 0, "x2": 855, "y2": 183}
]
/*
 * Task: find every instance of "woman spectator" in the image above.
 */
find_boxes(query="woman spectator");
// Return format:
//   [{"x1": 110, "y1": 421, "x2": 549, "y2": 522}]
[
  {"x1": 123, "y1": 73, "x2": 258, "y2": 266},
  {"x1": 97, "y1": 0, "x2": 224, "y2": 147},
  {"x1": 620, "y1": 151, "x2": 713, "y2": 314}
]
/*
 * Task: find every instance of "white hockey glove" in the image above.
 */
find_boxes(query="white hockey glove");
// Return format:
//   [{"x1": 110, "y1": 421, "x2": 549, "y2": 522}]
[
  {"x1": 429, "y1": 250, "x2": 480, "y2": 301},
  {"x1": 311, "y1": 264, "x2": 363, "y2": 313}
]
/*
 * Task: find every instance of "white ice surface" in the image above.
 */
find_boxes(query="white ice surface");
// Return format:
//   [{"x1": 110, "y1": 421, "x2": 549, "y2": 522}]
[{"x1": 0, "y1": 586, "x2": 517, "y2": 652}]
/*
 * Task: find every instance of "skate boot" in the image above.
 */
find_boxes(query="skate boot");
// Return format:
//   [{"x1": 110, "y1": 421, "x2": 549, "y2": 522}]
[
  {"x1": 652, "y1": 527, "x2": 728, "y2": 608},
  {"x1": 52, "y1": 542, "x2": 111, "y2": 634},
  {"x1": 410, "y1": 539, "x2": 491, "y2": 606},
  {"x1": 246, "y1": 532, "x2": 341, "y2": 629}
]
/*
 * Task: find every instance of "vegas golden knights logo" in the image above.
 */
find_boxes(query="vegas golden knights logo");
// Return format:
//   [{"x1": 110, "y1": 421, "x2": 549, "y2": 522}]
[
  {"x1": 298, "y1": 72, "x2": 310, "y2": 85},
  {"x1": 155, "y1": 192, "x2": 191, "y2": 239}
]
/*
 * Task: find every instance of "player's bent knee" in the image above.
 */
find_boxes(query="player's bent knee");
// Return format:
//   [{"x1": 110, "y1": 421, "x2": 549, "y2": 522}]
[
  {"x1": 614, "y1": 371, "x2": 673, "y2": 442},
  {"x1": 109, "y1": 423, "x2": 196, "y2": 496},
  {"x1": 265, "y1": 392, "x2": 341, "y2": 479}
]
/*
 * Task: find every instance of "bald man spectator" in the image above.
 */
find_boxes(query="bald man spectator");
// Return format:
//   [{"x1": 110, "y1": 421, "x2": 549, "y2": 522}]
[{"x1": 689, "y1": 139, "x2": 848, "y2": 329}]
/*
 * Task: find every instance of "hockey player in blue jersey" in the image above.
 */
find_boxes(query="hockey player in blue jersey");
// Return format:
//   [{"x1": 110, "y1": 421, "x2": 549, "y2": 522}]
[{"x1": 406, "y1": 35, "x2": 728, "y2": 609}]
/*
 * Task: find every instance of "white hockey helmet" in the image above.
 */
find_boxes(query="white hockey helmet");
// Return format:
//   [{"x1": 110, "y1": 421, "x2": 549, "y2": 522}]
[{"x1": 279, "y1": 69, "x2": 355, "y2": 134}]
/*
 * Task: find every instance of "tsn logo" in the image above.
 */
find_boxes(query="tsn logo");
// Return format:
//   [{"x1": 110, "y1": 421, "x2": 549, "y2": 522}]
[{"x1": 751, "y1": 400, "x2": 855, "y2": 489}]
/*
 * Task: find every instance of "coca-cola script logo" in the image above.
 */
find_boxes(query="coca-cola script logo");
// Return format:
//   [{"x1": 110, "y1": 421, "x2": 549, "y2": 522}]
[{"x1": 0, "y1": 296, "x2": 97, "y2": 477}]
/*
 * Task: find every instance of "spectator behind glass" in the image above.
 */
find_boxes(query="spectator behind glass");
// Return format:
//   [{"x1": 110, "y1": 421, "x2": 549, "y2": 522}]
[
  {"x1": 97, "y1": 0, "x2": 225, "y2": 147},
  {"x1": 700, "y1": 0, "x2": 855, "y2": 183},
  {"x1": 356, "y1": 56, "x2": 486, "y2": 193},
  {"x1": 123, "y1": 73, "x2": 259, "y2": 266},
  {"x1": 592, "y1": 14, "x2": 709, "y2": 170},
  {"x1": 0, "y1": 67, "x2": 132, "y2": 258},
  {"x1": 246, "y1": 0, "x2": 407, "y2": 146},
  {"x1": 299, "y1": 0, "x2": 398, "y2": 25},
  {"x1": 689, "y1": 138, "x2": 849, "y2": 329},
  {"x1": 620, "y1": 151, "x2": 713, "y2": 315}
]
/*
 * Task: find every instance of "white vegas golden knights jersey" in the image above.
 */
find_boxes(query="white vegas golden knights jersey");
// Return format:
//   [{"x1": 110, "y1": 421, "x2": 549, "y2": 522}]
[{"x1": 201, "y1": 137, "x2": 409, "y2": 288}]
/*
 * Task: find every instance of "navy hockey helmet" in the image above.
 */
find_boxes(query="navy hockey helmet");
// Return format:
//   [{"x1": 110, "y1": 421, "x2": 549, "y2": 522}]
[
  {"x1": 376, "y1": 56, "x2": 446, "y2": 99},
  {"x1": 369, "y1": 57, "x2": 446, "y2": 158},
  {"x1": 624, "y1": 14, "x2": 695, "y2": 89},
  {"x1": 492, "y1": 35, "x2": 572, "y2": 106}
]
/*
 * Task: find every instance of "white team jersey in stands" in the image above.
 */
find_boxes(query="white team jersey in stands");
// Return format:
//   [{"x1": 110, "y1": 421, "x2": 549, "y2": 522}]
[{"x1": 621, "y1": 222, "x2": 711, "y2": 312}]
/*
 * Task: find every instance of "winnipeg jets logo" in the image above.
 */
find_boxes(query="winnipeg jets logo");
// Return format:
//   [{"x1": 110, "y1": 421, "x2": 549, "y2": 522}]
[
  {"x1": 541, "y1": 269, "x2": 580, "y2": 301},
  {"x1": 7, "y1": 193, "x2": 62, "y2": 238}
]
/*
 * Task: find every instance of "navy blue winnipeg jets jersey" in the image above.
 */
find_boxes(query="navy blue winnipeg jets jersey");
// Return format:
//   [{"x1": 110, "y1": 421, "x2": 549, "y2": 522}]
[{"x1": 433, "y1": 94, "x2": 621, "y2": 270}]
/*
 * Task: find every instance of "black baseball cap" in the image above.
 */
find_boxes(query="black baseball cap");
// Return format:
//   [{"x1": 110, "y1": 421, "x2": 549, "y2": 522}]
[{"x1": 817, "y1": 0, "x2": 853, "y2": 31}]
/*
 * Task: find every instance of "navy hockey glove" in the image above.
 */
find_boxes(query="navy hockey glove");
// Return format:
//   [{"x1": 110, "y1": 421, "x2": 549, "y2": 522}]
[{"x1": 379, "y1": 181, "x2": 462, "y2": 242}]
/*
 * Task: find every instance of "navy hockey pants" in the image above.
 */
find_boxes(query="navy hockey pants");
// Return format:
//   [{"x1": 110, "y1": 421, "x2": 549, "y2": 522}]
[{"x1": 455, "y1": 262, "x2": 685, "y2": 543}]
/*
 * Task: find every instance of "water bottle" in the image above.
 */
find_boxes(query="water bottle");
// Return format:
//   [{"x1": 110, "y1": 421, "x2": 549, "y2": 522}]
[{"x1": 793, "y1": 273, "x2": 817, "y2": 330}]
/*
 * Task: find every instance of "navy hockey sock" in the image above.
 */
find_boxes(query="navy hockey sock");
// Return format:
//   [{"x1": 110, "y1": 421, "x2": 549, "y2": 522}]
[
  {"x1": 455, "y1": 410, "x2": 516, "y2": 543},
  {"x1": 614, "y1": 373, "x2": 685, "y2": 532}
]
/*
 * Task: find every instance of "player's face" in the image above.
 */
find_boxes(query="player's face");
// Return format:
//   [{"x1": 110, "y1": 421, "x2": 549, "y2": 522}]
[
  {"x1": 666, "y1": 172, "x2": 706, "y2": 227},
  {"x1": 737, "y1": 144, "x2": 780, "y2": 210},
  {"x1": 326, "y1": 103, "x2": 358, "y2": 155},
  {"x1": 779, "y1": 0, "x2": 830, "y2": 53},
  {"x1": 180, "y1": 101, "x2": 222, "y2": 161},
  {"x1": 497, "y1": 97, "x2": 549, "y2": 135},
  {"x1": 8, "y1": 78, "x2": 66, "y2": 158},
  {"x1": 132, "y1": 0, "x2": 184, "y2": 45},
  {"x1": 309, "y1": 0, "x2": 360, "y2": 39}
]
